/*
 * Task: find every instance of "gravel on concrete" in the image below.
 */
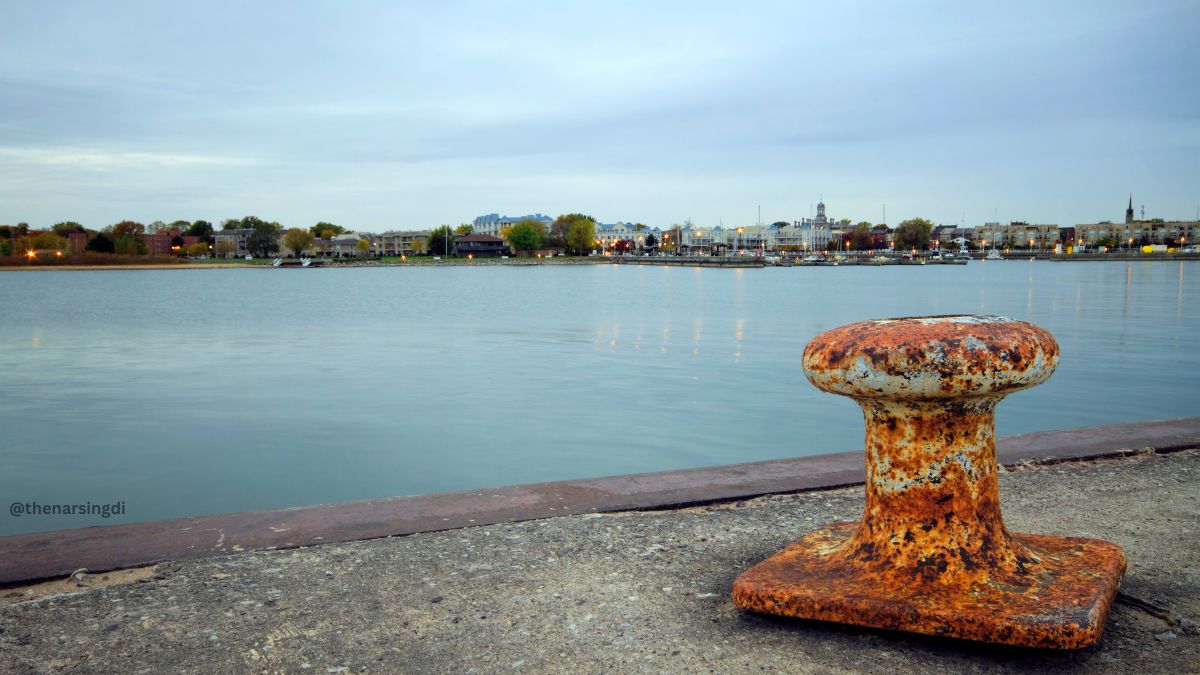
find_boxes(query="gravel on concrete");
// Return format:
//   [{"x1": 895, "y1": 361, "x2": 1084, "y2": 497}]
[{"x1": 1, "y1": 449, "x2": 1197, "y2": 674}]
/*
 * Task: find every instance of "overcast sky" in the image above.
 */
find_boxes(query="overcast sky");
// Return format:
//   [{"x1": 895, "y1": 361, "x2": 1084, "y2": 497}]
[{"x1": 2, "y1": 1, "x2": 1197, "y2": 231}]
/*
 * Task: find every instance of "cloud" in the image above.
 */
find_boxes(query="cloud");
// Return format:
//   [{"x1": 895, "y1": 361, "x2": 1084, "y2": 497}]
[{"x1": 0, "y1": 146, "x2": 259, "y2": 171}]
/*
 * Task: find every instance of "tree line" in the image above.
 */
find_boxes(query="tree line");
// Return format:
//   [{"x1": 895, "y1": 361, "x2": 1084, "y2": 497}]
[
  {"x1": 2, "y1": 214, "x2": 940, "y2": 259},
  {"x1": 426, "y1": 213, "x2": 598, "y2": 257}
]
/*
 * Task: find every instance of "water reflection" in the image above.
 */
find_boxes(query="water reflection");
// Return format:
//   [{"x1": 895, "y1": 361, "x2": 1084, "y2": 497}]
[{"x1": 0, "y1": 262, "x2": 1197, "y2": 535}]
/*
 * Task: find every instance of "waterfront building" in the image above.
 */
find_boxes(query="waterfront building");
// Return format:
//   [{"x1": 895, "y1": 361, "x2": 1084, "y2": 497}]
[
  {"x1": 973, "y1": 222, "x2": 1060, "y2": 249},
  {"x1": 144, "y1": 230, "x2": 199, "y2": 256},
  {"x1": 677, "y1": 225, "x2": 720, "y2": 253},
  {"x1": 472, "y1": 213, "x2": 553, "y2": 237},
  {"x1": 869, "y1": 225, "x2": 893, "y2": 250},
  {"x1": 453, "y1": 234, "x2": 508, "y2": 257},
  {"x1": 213, "y1": 228, "x2": 253, "y2": 257},
  {"x1": 932, "y1": 225, "x2": 972, "y2": 249},
  {"x1": 377, "y1": 230, "x2": 430, "y2": 256},
  {"x1": 1074, "y1": 219, "x2": 1199, "y2": 248},
  {"x1": 1075, "y1": 197, "x2": 1198, "y2": 247},
  {"x1": 327, "y1": 232, "x2": 371, "y2": 257},
  {"x1": 791, "y1": 199, "x2": 836, "y2": 251},
  {"x1": 67, "y1": 231, "x2": 88, "y2": 255},
  {"x1": 596, "y1": 222, "x2": 661, "y2": 250}
]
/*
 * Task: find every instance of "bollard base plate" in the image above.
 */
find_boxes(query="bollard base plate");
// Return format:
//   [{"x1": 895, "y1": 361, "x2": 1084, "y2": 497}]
[{"x1": 733, "y1": 522, "x2": 1126, "y2": 649}]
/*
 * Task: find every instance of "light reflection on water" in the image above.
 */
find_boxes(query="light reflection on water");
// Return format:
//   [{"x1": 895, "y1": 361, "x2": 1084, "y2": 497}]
[{"x1": 0, "y1": 261, "x2": 1197, "y2": 534}]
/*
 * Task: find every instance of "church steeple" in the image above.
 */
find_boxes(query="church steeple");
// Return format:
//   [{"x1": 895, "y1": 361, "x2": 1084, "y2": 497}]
[{"x1": 1125, "y1": 195, "x2": 1134, "y2": 224}]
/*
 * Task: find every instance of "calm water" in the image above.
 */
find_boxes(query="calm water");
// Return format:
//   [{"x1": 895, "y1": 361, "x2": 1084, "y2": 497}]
[{"x1": 1, "y1": 261, "x2": 1197, "y2": 535}]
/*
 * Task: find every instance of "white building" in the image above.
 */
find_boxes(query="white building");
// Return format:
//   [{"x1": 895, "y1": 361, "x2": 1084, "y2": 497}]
[{"x1": 472, "y1": 213, "x2": 553, "y2": 237}]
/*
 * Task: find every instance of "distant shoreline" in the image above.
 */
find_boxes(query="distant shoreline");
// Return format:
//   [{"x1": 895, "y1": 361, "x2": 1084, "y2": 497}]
[
  {"x1": 0, "y1": 258, "x2": 611, "y2": 271},
  {"x1": 0, "y1": 263, "x2": 250, "y2": 272}
]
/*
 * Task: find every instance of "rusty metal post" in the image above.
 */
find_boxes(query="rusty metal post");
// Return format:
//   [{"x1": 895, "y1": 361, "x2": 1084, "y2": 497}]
[{"x1": 732, "y1": 315, "x2": 1126, "y2": 648}]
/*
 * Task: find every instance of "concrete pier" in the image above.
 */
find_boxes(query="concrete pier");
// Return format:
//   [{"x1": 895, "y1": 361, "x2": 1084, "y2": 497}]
[{"x1": 2, "y1": 419, "x2": 1198, "y2": 672}]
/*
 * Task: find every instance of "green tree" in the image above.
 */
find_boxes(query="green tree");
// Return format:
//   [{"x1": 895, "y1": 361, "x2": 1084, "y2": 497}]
[
  {"x1": 86, "y1": 232, "x2": 115, "y2": 253},
  {"x1": 893, "y1": 217, "x2": 934, "y2": 250},
  {"x1": 771, "y1": 221, "x2": 790, "y2": 228},
  {"x1": 283, "y1": 227, "x2": 314, "y2": 256},
  {"x1": 850, "y1": 222, "x2": 873, "y2": 250},
  {"x1": 564, "y1": 218, "x2": 597, "y2": 255},
  {"x1": 114, "y1": 236, "x2": 147, "y2": 255},
  {"x1": 643, "y1": 233, "x2": 658, "y2": 249},
  {"x1": 505, "y1": 219, "x2": 546, "y2": 255},
  {"x1": 221, "y1": 219, "x2": 240, "y2": 230},
  {"x1": 185, "y1": 220, "x2": 215, "y2": 243},
  {"x1": 168, "y1": 219, "x2": 191, "y2": 232},
  {"x1": 31, "y1": 232, "x2": 66, "y2": 250},
  {"x1": 428, "y1": 225, "x2": 456, "y2": 256},
  {"x1": 246, "y1": 220, "x2": 282, "y2": 257},
  {"x1": 186, "y1": 242, "x2": 209, "y2": 256},
  {"x1": 310, "y1": 221, "x2": 345, "y2": 237},
  {"x1": 51, "y1": 221, "x2": 86, "y2": 237}
]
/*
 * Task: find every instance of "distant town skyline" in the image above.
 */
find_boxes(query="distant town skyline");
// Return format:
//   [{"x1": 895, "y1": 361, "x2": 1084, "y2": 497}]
[{"x1": 2, "y1": 2, "x2": 1197, "y2": 231}]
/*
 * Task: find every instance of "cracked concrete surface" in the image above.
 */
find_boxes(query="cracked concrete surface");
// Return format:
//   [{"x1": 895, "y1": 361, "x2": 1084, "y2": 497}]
[{"x1": 1, "y1": 450, "x2": 1197, "y2": 673}]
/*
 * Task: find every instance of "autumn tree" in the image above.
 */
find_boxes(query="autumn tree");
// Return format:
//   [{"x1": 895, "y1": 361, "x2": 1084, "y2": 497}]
[
  {"x1": 849, "y1": 222, "x2": 873, "y2": 250},
  {"x1": 893, "y1": 217, "x2": 934, "y2": 250},
  {"x1": 110, "y1": 220, "x2": 146, "y2": 240},
  {"x1": 355, "y1": 238, "x2": 371, "y2": 256},
  {"x1": 283, "y1": 228, "x2": 314, "y2": 256},
  {"x1": 551, "y1": 213, "x2": 594, "y2": 248},
  {"x1": 107, "y1": 220, "x2": 147, "y2": 255},
  {"x1": 455, "y1": 224, "x2": 474, "y2": 235}
]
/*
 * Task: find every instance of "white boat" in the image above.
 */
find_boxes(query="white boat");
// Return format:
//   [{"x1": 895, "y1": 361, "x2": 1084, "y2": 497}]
[
  {"x1": 271, "y1": 258, "x2": 283, "y2": 267},
  {"x1": 986, "y1": 250, "x2": 1004, "y2": 261},
  {"x1": 300, "y1": 257, "x2": 312, "y2": 267}
]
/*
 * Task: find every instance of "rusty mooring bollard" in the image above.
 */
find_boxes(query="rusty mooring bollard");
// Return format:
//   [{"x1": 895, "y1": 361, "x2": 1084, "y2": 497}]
[{"x1": 732, "y1": 315, "x2": 1126, "y2": 649}]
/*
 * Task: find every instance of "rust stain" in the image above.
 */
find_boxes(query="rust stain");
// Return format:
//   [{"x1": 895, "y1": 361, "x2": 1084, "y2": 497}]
[{"x1": 733, "y1": 315, "x2": 1126, "y2": 649}]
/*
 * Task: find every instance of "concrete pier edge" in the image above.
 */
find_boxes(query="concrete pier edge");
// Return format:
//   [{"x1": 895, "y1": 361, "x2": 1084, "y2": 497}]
[{"x1": 3, "y1": 416, "x2": 1198, "y2": 586}]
